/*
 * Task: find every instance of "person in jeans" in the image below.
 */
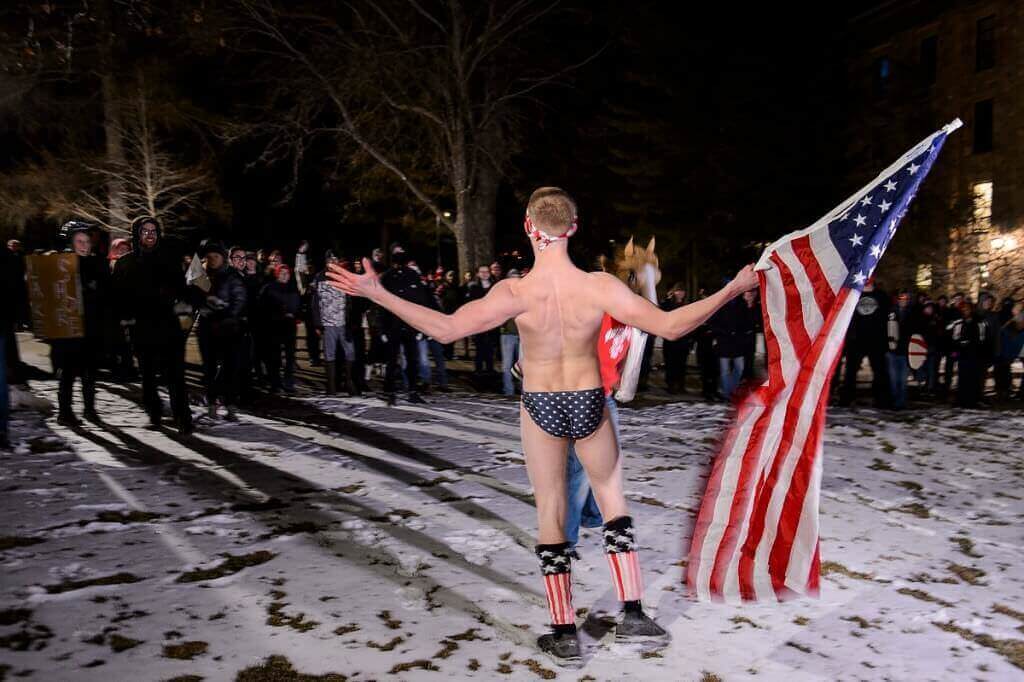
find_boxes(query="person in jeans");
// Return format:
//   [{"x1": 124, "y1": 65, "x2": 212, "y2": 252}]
[
  {"x1": 312, "y1": 251, "x2": 357, "y2": 395},
  {"x1": 710, "y1": 292, "x2": 753, "y2": 400},
  {"x1": 500, "y1": 269, "x2": 523, "y2": 395},
  {"x1": 886, "y1": 290, "x2": 913, "y2": 410}
]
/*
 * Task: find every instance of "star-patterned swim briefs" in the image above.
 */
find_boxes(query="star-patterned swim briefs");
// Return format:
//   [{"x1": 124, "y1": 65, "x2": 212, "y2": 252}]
[{"x1": 522, "y1": 387, "x2": 605, "y2": 440}]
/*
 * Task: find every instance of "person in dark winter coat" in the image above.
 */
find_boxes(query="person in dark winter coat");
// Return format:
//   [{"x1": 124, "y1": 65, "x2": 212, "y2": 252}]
[
  {"x1": 465, "y1": 264, "x2": 498, "y2": 374},
  {"x1": 937, "y1": 293, "x2": 963, "y2": 396},
  {"x1": 741, "y1": 288, "x2": 763, "y2": 381},
  {"x1": 0, "y1": 243, "x2": 21, "y2": 448},
  {"x1": 976, "y1": 292, "x2": 1000, "y2": 403},
  {"x1": 194, "y1": 241, "x2": 247, "y2": 420},
  {"x1": 52, "y1": 223, "x2": 110, "y2": 424},
  {"x1": 660, "y1": 284, "x2": 691, "y2": 393},
  {"x1": 952, "y1": 299, "x2": 982, "y2": 408},
  {"x1": 112, "y1": 216, "x2": 193, "y2": 433},
  {"x1": 839, "y1": 279, "x2": 891, "y2": 408},
  {"x1": 259, "y1": 264, "x2": 302, "y2": 393},
  {"x1": 381, "y1": 243, "x2": 429, "y2": 405},
  {"x1": 916, "y1": 300, "x2": 943, "y2": 394},
  {"x1": 710, "y1": 292, "x2": 755, "y2": 400}
]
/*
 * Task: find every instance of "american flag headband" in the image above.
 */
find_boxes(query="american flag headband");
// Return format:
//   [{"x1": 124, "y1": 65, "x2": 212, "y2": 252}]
[{"x1": 524, "y1": 211, "x2": 578, "y2": 251}]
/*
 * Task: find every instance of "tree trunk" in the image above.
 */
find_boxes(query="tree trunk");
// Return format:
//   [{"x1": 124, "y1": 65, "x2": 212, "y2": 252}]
[
  {"x1": 97, "y1": 0, "x2": 127, "y2": 232},
  {"x1": 453, "y1": 162, "x2": 499, "y2": 274}
]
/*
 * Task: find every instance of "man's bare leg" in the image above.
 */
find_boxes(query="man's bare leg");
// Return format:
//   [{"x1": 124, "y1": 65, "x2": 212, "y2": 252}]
[
  {"x1": 521, "y1": 406, "x2": 581, "y2": 661},
  {"x1": 575, "y1": 409, "x2": 669, "y2": 642}
]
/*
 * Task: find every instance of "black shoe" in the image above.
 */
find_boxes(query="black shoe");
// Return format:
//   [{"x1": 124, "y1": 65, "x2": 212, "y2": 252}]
[
  {"x1": 437, "y1": 386, "x2": 453, "y2": 393},
  {"x1": 177, "y1": 419, "x2": 194, "y2": 436},
  {"x1": 616, "y1": 610, "x2": 670, "y2": 644},
  {"x1": 386, "y1": 394, "x2": 398, "y2": 406},
  {"x1": 537, "y1": 631, "x2": 582, "y2": 667},
  {"x1": 83, "y1": 408, "x2": 101, "y2": 423},
  {"x1": 0, "y1": 434, "x2": 10, "y2": 451},
  {"x1": 57, "y1": 413, "x2": 80, "y2": 427},
  {"x1": 408, "y1": 392, "x2": 426, "y2": 404}
]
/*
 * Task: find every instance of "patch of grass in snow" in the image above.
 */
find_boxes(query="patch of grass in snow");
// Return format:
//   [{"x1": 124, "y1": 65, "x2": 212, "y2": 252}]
[
  {"x1": 841, "y1": 615, "x2": 878, "y2": 629},
  {"x1": 868, "y1": 458, "x2": 894, "y2": 471},
  {"x1": 993, "y1": 604, "x2": 1024, "y2": 629},
  {"x1": 107, "y1": 634, "x2": 143, "y2": 653},
  {"x1": 793, "y1": 616, "x2": 810, "y2": 626},
  {"x1": 821, "y1": 561, "x2": 875, "y2": 581},
  {"x1": 934, "y1": 621, "x2": 1024, "y2": 670},
  {"x1": 878, "y1": 440, "x2": 898, "y2": 453},
  {"x1": 266, "y1": 598, "x2": 319, "y2": 633},
  {"x1": 333, "y1": 623, "x2": 360, "y2": 636},
  {"x1": 164, "y1": 676, "x2": 204, "y2": 682},
  {"x1": 895, "y1": 480, "x2": 923, "y2": 493},
  {"x1": 45, "y1": 572, "x2": 143, "y2": 594},
  {"x1": 377, "y1": 610, "x2": 402, "y2": 629},
  {"x1": 896, "y1": 588, "x2": 953, "y2": 607},
  {"x1": 908, "y1": 572, "x2": 958, "y2": 584},
  {"x1": 513, "y1": 658, "x2": 557, "y2": 679},
  {"x1": 161, "y1": 640, "x2": 208, "y2": 660},
  {"x1": 700, "y1": 673, "x2": 724, "y2": 682},
  {"x1": 951, "y1": 535, "x2": 982, "y2": 558},
  {"x1": 235, "y1": 655, "x2": 348, "y2": 681},
  {"x1": 389, "y1": 660, "x2": 439, "y2": 674},
  {"x1": 948, "y1": 563, "x2": 987, "y2": 585},
  {"x1": 366, "y1": 636, "x2": 403, "y2": 652},
  {"x1": 730, "y1": 615, "x2": 762, "y2": 629},
  {"x1": 785, "y1": 641, "x2": 812, "y2": 654},
  {"x1": 175, "y1": 551, "x2": 276, "y2": 583},
  {"x1": 891, "y1": 502, "x2": 930, "y2": 518},
  {"x1": 0, "y1": 535, "x2": 45, "y2": 551}
]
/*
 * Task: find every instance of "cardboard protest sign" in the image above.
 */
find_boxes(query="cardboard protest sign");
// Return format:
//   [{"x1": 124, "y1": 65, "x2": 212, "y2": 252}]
[{"x1": 25, "y1": 253, "x2": 85, "y2": 339}]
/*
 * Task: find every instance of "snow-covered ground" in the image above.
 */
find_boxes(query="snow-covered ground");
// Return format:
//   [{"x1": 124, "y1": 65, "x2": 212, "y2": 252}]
[{"x1": 1, "y1": 337, "x2": 1022, "y2": 681}]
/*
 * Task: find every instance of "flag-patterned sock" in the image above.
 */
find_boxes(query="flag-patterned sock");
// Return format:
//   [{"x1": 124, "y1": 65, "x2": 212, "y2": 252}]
[
  {"x1": 603, "y1": 516, "x2": 644, "y2": 603},
  {"x1": 536, "y1": 542, "x2": 575, "y2": 631}
]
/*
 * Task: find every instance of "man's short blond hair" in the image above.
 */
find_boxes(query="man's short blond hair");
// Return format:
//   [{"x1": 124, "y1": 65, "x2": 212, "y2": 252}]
[{"x1": 527, "y1": 187, "x2": 577, "y2": 234}]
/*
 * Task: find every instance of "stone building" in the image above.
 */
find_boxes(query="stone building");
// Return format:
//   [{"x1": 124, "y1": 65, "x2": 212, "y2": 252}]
[{"x1": 844, "y1": 0, "x2": 1022, "y2": 298}]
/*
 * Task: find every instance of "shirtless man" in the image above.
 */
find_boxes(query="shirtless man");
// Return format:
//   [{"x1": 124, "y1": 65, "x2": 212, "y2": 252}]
[{"x1": 328, "y1": 187, "x2": 758, "y2": 663}]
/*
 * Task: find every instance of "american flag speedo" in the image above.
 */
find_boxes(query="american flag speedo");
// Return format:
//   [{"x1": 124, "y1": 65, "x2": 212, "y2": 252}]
[{"x1": 686, "y1": 120, "x2": 961, "y2": 603}]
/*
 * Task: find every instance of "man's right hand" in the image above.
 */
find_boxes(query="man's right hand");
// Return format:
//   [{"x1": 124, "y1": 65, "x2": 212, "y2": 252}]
[{"x1": 327, "y1": 258, "x2": 383, "y2": 301}]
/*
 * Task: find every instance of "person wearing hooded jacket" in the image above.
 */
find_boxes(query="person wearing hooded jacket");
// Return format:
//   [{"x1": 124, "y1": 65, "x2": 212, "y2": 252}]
[
  {"x1": 52, "y1": 222, "x2": 110, "y2": 425},
  {"x1": 193, "y1": 241, "x2": 247, "y2": 420},
  {"x1": 111, "y1": 216, "x2": 193, "y2": 434},
  {"x1": 380, "y1": 243, "x2": 429, "y2": 405}
]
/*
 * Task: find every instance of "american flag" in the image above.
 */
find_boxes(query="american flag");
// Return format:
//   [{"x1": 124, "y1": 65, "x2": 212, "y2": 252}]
[{"x1": 686, "y1": 120, "x2": 961, "y2": 603}]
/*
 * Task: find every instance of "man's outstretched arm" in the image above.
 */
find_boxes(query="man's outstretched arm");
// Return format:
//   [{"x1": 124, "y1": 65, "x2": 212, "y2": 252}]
[
  {"x1": 327, "y1": 259, "x2": 525, "y2": 344},
  {"x1": 596, "y1": 265, "x2": 758, "y2": 340}
]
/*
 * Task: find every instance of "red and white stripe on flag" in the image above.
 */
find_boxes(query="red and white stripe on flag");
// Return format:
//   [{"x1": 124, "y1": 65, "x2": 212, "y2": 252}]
[{"x1": 685, "y1": 121, "x2": 959, "y2": 603}]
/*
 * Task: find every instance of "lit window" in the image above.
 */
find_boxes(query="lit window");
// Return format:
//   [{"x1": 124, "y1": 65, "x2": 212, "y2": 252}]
[
  {"x1": 972, "y1": 181, "x2": 993, "y2": 225},
  {"x1": 915, "y1": 264, "x2": 933, "y2": 290}
]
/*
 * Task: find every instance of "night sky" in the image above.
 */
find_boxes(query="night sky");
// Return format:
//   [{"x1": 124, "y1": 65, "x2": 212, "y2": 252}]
[{"x1": 1, "y1": 0, "x2": 882, "y2": 288}]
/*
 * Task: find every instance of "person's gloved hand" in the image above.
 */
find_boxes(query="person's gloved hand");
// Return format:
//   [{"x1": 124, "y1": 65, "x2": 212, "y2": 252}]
[
  {"x1": 380, "y1": 334, "x2": 389, "y2": 343},
  {"x1": 415, "y1": 333, "x2": 424, "y2": 341},
  {"x1": 206, "y1": 295, "x2": 227, "y2": 310}
]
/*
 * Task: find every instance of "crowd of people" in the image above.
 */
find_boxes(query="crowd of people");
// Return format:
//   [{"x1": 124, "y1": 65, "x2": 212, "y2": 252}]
[{"x1": 1, "y1": 217, "x2": 1023, "y2": 450}]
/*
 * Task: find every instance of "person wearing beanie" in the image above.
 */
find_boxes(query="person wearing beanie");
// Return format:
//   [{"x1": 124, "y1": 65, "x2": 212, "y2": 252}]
[
  {"x1": 194, "y1": 240, "x2": 247, "y2": 421},
  {"x1": 52, "y1": 222, "x2": 109, "y2": 425},
  {"x1": 111, "y1": 216, "x2": 193, "y2": 434}
]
